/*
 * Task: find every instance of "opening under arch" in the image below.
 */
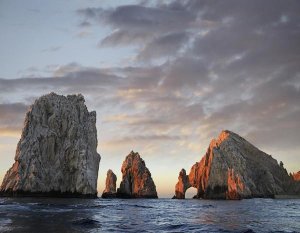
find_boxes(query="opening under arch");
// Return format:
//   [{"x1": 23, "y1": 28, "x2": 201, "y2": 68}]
[{"x1": 185, "y1": 187, "x2": 198, "y2": 199}]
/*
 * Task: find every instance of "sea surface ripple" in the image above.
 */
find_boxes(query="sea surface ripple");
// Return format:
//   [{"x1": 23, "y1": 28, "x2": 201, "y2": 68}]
[{"x1": 0, "y1": 197, "x2": 299, "y2": 232}]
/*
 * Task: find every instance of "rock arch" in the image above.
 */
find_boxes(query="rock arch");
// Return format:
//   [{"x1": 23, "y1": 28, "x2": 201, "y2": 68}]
[
  {"x1": 174, "y1": 169, "x2": 191, "y2": 199},
  {"x1": 173, "y1": 130, "x2": 299, "y2": 200},
  {"x1": 173, "y1": 167, "x2": 199, "y2": 199},
  {"x1": 185, "y1": 187, "x2": 198, "y2": 199}
]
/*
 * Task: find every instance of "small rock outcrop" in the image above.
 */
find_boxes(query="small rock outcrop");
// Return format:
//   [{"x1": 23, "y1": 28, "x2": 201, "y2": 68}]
[
  {"x1": 292, "y1": 171, "x2": 300, "y2": 181},
  {"x1": 117, "y1": 151, "x2": 157, "y2": 198},
  {"x1": 102, "y1": 169, "x2": 117, "y2": 198},
  {"x1": 0, "y1": 93, "x2": 101, "y2": 197},
  {"x1": 174, "y1": 130, "x2": 298, "y2": 200}
]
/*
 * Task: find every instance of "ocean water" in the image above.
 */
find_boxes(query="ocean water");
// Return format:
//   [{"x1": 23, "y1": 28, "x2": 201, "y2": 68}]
[{"x1": 0, "y1": 197, "x2": 299, "y2": 233}]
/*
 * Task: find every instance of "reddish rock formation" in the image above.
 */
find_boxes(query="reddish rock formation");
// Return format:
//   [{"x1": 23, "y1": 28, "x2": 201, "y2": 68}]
[
  {"x1": 292, "y1": 171, "x2": 300, "y2": 181},
  {"x1": 102, "y1": 169, "x2": 117, "y2": 198},
  {"x1": 226, "y1": 168, "x2": 245, "y2": 200},
  {"x1": 174, "y1": 130, "x2": 297, "y2": 200},
  {"x1": 174, "y1": 169, "x2": 191, "y2": 199},
  {"x1": 117, "y1": 151, "x2": 157, "y2": 198}
]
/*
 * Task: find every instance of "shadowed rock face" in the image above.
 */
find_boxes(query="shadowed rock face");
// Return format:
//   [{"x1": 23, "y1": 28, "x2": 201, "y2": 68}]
[
  {"x1": 102, "y1": 169, "x2": 117, "y2": 198},
  {"x1": 174, "y1": 130, "x2": 297, "y2": 200},
  {"x1": 117, "y1": 151, "x2": 157, "y2": 198},
  {"x1": 0, "y1": 93, "x2": 101, "y2": 198}
]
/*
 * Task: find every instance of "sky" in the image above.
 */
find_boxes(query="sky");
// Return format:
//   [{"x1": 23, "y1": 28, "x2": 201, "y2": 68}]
[{"x1": 0, "y1": 0, "x2": 300, "y2": 198}]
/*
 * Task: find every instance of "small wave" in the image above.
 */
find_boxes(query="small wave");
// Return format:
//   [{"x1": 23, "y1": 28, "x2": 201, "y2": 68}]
[
  {"x1": 114, "y1": 203, "x2": 154, "y2": 209},
  {"x1": 86, "y1": 204, "x2": 107, "y2": 209},
  {"x1": 270, "y1": 231, "x2": 300, "y2": 233},
  {"x1": 202, "y1": 204, "x2": 214, "y2": 208},
  {"x1": 131, "y1": 204, "x2": 154, "y2": 209},
  {"x1": 72, "y1": 218, "x2": 101, "y2": 229},
  {"x1": 35, "y1": 203, "x2": 71, "y2": 208},
  {"x1": 163, "y1": 223, "x2": 186, "y2": 230},
  {"x1": 240, "y1": 229, "x2": 256, "y2": 233}
]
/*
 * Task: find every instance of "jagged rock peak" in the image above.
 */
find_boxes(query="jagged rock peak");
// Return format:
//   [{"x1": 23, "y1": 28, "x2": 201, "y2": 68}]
[
  {"x1": 0, "y1": 93, "x2": 101, "y2": 198},
  {"x1": 174, "y1": 130, "x2": 298, "y2": 200},
  {"x1": 102, "y1": 169, "x2": 117, "y2": 198},
  {"x1": 209, "y1": 130, "x2": 246, "y2": 148},
  {"x1": 117, "y1": 151, "x2": 158, "y2": 198}
]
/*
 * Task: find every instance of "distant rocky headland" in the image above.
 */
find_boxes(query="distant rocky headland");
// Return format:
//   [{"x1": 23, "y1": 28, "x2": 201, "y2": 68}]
[
  {"x1": 173, "y1": 130, "x2": 300, "y2": 200},
  {"x1": 0, "y1": 93, "x2": 100, "y2": 198},
  {"x1": 0, "y1": 93, "x2": 299, "y2": 200}
]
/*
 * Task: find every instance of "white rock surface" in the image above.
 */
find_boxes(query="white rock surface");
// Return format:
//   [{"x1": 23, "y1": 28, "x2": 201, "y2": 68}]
[{"x1": 0, "y1": 93, "x2": 100, "y2": 197}]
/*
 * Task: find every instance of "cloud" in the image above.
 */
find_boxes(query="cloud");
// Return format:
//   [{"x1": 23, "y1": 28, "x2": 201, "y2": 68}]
[
  {"x1": 0, "y1": 103, "x2": 28, "y2": 136},
  {"x1": 137, "y1": 32, "x2": 189, "y2": 60},
  {"x1": 100, "y1": 29, "x2": 150, "y2": 46},
  {"x1": 161, "y1": 56, "x2": 209, "y2": 89},
  {"x1": 103, "y1": 134, "x2": 182, "y2": 145},
  {"x1": 78, "y1": 3, "x2": 197, "y2": 52},
  {"x1": 0, "y1": 65, "x2": 122, "y2": 94}
]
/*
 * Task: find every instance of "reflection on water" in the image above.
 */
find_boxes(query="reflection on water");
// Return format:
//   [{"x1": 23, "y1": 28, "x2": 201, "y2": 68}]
[{"x1": 0, "y1": 197, "x2": 299, "y2": 232}]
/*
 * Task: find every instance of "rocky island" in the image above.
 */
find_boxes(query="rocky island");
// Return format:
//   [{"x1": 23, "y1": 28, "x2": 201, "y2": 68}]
[
  {"x1": 102, "y1": 169, "x2": 117, "y2": 198},
  {"x1": 0, "y1": 93, "x2": 101, "y2": 198},
  {"x1": 174, "y1": 130, "x2": 299, "y2": 200},
  {"x1": 116, "y1": 151, "x2": 157, "y2": 198}
]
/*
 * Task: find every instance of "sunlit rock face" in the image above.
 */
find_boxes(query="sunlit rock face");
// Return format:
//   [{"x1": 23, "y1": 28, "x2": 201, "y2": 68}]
[
  {"x1": 293, "y1": 171, "x2": 300, "y2": 181},
  {"x1": 0, "y1": 93, "x2": 100, "y2": 197},
  {"x1": 174, "y1": 169, "x2": 190, "y2": 199},
  {"x1": 292, "y1": 171, "x2": 300, "y2": 193},
  {"x1": 102, "y1": 169, "x2": 117, "y2": 198},
  {"x1": 174, "y1": 130, "x2": 296, "y2": 200},
  {"x1": 117, "y1": 151, "x2": 158, "y2": 198}
]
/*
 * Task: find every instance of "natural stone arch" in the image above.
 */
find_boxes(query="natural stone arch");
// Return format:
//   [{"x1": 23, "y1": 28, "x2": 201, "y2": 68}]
[
  {"x1": 174, "y1": 169, "x2": 196, "y2": 199},
  {"x1": 173, "y1": 130, "x2": 299, "y2": 200},
  {"x1": 185, "y1": 187, "x2": 198, "y2": 199}
]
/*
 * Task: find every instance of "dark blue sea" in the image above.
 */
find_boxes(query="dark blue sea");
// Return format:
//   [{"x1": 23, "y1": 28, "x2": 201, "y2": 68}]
[{"x1": 0, "y1": 197, "x2": 299, "y2": 233}]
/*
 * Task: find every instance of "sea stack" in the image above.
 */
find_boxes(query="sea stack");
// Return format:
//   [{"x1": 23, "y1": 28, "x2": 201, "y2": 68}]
[
  {"x1": 174, "y1": 130, "x2": 297, "y2": 200},
  {"x1": 117, "y1": 151, "x2": 158, "y2": 198},
  {"x1": 102, "y1": 169, "x2": 117, "y2": 198},
  {"x1": 0, "y1": 93, "x2": 101, "y2": 198}
]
